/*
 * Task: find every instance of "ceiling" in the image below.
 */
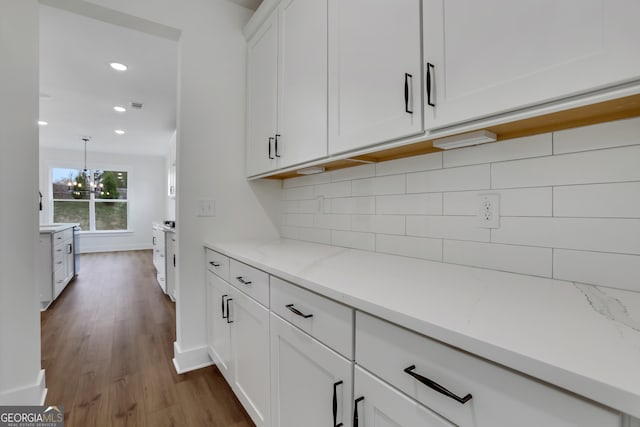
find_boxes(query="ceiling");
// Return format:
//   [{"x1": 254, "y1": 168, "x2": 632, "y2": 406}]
[{"x1": 39, "y1": 4, "x2": 178, "y2": 156}]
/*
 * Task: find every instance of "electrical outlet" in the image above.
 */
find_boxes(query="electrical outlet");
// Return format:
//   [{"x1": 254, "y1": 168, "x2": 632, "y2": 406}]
[
  {"x1": 477, "y1": 193, "x2": 500, "y2": 228},
  {"x1": 197, "y1": 199, "x2": 215, "y2": 217}
]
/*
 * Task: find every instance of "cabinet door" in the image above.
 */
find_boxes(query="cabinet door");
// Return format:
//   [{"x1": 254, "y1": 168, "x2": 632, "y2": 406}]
[
  {"x1": 206, "y1": 271, "x2": 232, "y2": 382},
  {"x1": 328, "y1": 0, "x2": 423, "y2": 155},
  {"x1": 353, "y1": 367, "x2": 454, "y2": 427},
  {"x1": 276, "y1": 0, "x2": 328, "y2": 167},
  {"x1": 165, "y1": 235, "x2": 176, "y2": 300},
  {"x1": 247, "y1": 9, "x2": 279, "y2": 177},
  {"x1": 64, "y1": 238, "x2": 74, "y2": 283},
  {"x1": 424, "y1": 0, "x2": 640, "y2": 130},
  {"x1": 229, "y1": 287, "x2": 271, "y2": 427},
  {"x1": 270, "y1": 313, "x2": 352, "y2": 427}
]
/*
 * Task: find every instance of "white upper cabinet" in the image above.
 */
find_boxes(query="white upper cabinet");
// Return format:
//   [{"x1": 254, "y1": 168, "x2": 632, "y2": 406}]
[
  {"x1": 247, "y1": 10, "x2": 279, "y2": 176},
  {"x1": 277, "y1": 0, "x2": 328, "y2": 167},
  {"x1": 328, "y1": 0, "x2": 423, "y2": 155},
  {"x1": 423, "y1": 0, "x2": 640, "y2": 130},
  {"x1": 246, "y1": 0, "x2": 328, "y2": 177}
]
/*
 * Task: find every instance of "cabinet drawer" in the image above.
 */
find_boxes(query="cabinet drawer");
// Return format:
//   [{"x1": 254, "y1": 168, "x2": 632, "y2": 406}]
[
  {"x1": 355, "y1": 312, "x2": 621, "y2": 427},
  {"x1": 53, "y1": 245, "x2": 65, "y2": 266},
  {"x1": 205, "y1": 248, "x2": 230, "y2": 282},
  {"x1": 271, "y1": 277, "x2": 353, "y2": 359},
  {"x1": 54, "y1": 228, "x2": 73, "y2": 243},
  {"x1": 229, "y1": 259, "x2": 269, "y2": 307}
]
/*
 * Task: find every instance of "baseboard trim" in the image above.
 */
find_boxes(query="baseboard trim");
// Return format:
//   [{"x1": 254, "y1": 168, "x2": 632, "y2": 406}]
[
  {"x1": 172, "y1": 342, "x2": 213, "y2": 374},
  {"x1": 0, "y1": 369, "x2": 47, "y2": 405}
]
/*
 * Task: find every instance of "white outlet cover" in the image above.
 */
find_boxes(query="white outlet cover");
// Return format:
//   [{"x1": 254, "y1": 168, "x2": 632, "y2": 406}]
[{"x1": 477, "y1": 193, "x2": 500, "y2": 228}]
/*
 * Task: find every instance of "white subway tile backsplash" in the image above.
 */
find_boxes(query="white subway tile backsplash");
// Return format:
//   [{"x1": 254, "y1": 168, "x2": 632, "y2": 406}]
[
  {"x1": 492, "y1": 217, "x2": 640, "y2": 255},
  {"x1": 283, "y1": 186, "x2": 314, "y2": 200},
  {"x1": 376, "y1": 234, "x2": 442, "y2": 261},
  {"x1": 352, "y1": 215, "x2": 405, "y2": 235},
  {"x1": 298, "y1": 228, "x2": 332, "y2": 245},
  {"x1": 330, "y1": 164, "x2": 375, "y2": 182},
  {"x1": 329, "y1": 197, "x2": 375, "y2": 215},
  {"x1": 376, "y1": 193, "x2": 443, "y2": 215},
  {"x1": 444, "y1": 240, "x2": 552, "y2": 277},
  {"x1": 407, "y1": 216, "x2": 490, "y2": 242},
  {"x1": 299, "y1": 199, "x2": 321, "y2": 214},
  {"x1": 407, "y1": 164, "x2": 491, "y2": 193},
  {"x1": 314, "y1": 181, "x2": 352, "y2": 198},
  {"x1": 283, "y1": 172, "x2": 331, "y2": 188},
  {"x1": 331, "y1": 230, "x2": 375, "y2": 251},
  {"x1": 492, "y1": 145, "x2": 640, "y2": 189},
  {"x1": 443, "y1": 188, "x2": 552, "y2": 216},
  {"x1": 553, "y1": 117, "x2": 640, "y2": 154},
  {"x1": 376, "y1": 152, "x2": 442, "y2": 176},
  {"x1": 281, "y1": 226, "x2": 300, "y2": 240},
  {"x1": 443, "y1": 133, "x2": 552, "y2": 168},
  {"x1": 352, "y1": 174, "x2": 405, "y2": 196},
  {"x1": 281, "y1": 200, "x2": 299, "y2": 214},
  {"x1": 279, "y1": 118, "x2": 640, "y2": 293},
  {"x1": 554, "y1": 182, "x2": 640, "y2": 218},
  {"x1": 282, "y1": 213, "x2": 315, "y2": 228},
  {"x1": 314, "y1": 214, "x2": 351, "y2": 231},
  {"x1": 554, "y1": 249, "x2": 640, "y2": 292}
]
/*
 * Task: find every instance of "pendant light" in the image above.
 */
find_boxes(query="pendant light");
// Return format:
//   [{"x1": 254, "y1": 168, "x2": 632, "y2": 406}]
[{"x1": 67, "y1": 137, "x2": 104, "y2": 196}]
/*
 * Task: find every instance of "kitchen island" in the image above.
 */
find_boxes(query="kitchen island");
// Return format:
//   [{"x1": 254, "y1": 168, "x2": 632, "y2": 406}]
[{"x1": 204, "y1": 238, "x2": 640, "y2": 425}]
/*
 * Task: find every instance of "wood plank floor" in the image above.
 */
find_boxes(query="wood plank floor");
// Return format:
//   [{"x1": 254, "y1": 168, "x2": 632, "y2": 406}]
[{"x1": 41, "y1": 250, "x2": 254, "y2": 427}]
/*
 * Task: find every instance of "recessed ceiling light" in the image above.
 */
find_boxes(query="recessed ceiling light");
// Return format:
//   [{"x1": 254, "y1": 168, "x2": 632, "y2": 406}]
[
  {"x1": 115, "y1": 129, "x2": 125, "y2": 135},
  {"x1": 38, "y1": 120, "x2": 48, "y2": 126},
  {"x1": 109, "y1": 62, "x2": 128, "y2": 71},
  {"x1": 113, "y1": 106, "x2": 127, "y2": 113}
]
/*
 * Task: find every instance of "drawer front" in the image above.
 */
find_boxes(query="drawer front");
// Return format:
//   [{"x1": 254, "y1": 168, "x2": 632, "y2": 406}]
[
  {"x1": 229, "y1": 259, "x2": 269, "y2": 307},
  {"x1": 53, "y1": 245, "x2": 65, "y2": 266},
  {"x1": 54, "y1": 228, "x2": 73, "y2": 243},
  {"x1": 356, "y1": 312, "x2": 621, "y2": 427},
  {"x1": 271, "y1": 277, "x2": 353, "y2": 359},
  {"x1": 205, "y1": 248, "x2": 230, "y2": 282}
]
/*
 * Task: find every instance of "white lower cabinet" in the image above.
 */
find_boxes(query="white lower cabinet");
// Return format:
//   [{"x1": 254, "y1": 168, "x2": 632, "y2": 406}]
[
  {"x1": 270, "y1": 313, "x2": 352, "y2": 427},
  {"x1": 206, "y1": 271, "x2": 232, "y2": 382},
  {"x1": 356, "y1": 312, "x2": 621, "y2": 427},
  {"x1": 353, "y1": 366, "x2": 454, "y2": 427}
]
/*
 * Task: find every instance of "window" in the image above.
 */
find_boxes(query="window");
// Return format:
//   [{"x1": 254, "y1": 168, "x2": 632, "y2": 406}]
[{"x1": 52, "y1": 168, "x2": 128, "y2": 231}]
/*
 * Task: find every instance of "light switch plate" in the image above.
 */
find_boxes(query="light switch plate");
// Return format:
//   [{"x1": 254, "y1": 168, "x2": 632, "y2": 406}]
[{"x1": 197, "y1": 199, "x2": 215, "y2": 217}]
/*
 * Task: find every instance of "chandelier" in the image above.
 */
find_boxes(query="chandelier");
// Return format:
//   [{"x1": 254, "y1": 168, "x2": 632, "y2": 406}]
[{"x1": 67, "y1": 137, "x2": 104, "y2": 196}]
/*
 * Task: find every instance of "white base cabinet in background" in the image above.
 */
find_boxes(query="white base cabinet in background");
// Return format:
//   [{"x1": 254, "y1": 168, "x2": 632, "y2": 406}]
[
  {"x1": 165, "y1": 231, "x2": 176, "y2": 301},
  {"x1": 39, "y1": 227, "x2": 75, "y2": 309},
  {"x1": 152, "y1": 224, "x2": 166, "y2": 292},
  {"x1": 206, "y1": 270, "x2": 232, "y2": 382},
  {"x1": 353, "y1": 367, "x2": 454, "y2": 427},
  {"x1": 270, "y1": 313, "x2": 352, "y2": 427}
]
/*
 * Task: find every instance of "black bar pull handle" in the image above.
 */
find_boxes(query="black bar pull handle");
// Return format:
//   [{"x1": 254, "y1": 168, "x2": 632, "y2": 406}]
[
  {"x1": 173, "y1": 254, "x2": 176, "y2": 267},
  {"x1": 275, "y1": 134, "x2": 281, "y2": 157},
  {"x1": 153, "y1": 236, "x2": 156, "y2": 245},
  {"x1": 285, "y1": 304, "x2": 313, "y2": 319},
  {"x1": 426, "y1": 63, "x2": 435, "y2": 107},
  {"x1": 226, "y1": 298, "x2": 233, "y2": 323},
  {"x1": 221, "y1": 294, "x2": 228, "y2": 319},
  {"x1": 268, "y1": 137, "x2": 274, "y2": 159},
  {"x1": 404, "y1": 365, "x2": 472, "y2": 404},
  {"x1": 404, "y1": 73, "x2": 413, "y2": 114},
  {"x1": 67, "y1": 243, "x2": 73, "y2": 254},
  {"x1": 333, "y1": 381, "x2": 343, "y2": 427},
  {"x1": 236, "y1": 276, "x2": 252, "y2": 285},
  {"x1": 209, "y1": 261, "x2": 220, "y2": 267},
  {"x1": 353, "y1": 396, "x2": 364, "y2": 427}
]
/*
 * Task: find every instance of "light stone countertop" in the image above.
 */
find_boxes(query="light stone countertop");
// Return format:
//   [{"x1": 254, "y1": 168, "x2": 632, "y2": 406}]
[
  {"x1": 39, "y1": 223, "x2": 79, "y2": 234},
  {"x1": 205, "y1": 238, "x2": 640, "y2": 418}
]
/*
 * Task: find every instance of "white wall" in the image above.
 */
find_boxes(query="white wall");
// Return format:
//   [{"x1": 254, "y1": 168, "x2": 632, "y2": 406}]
[
  {"x1": 281, "y1": 117, "x2": 640, "y2": 294},
  {"x1": 53, "y1": 0, "x2": 282, "y2": 372},
  {"x1": 39, "y1": 147, "x2": 166, "y2": 252},
  {"x1": 165, "y1": 130, "x2": 176, "y2": 221},
  {"x1": 0, "y1": 0, "x2": 46, "y2": 404}
]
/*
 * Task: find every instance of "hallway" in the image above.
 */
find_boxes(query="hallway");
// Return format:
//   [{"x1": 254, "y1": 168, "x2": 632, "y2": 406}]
[{"x1": 41, "y1": 250, "x2": 253, "y2": 427}]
